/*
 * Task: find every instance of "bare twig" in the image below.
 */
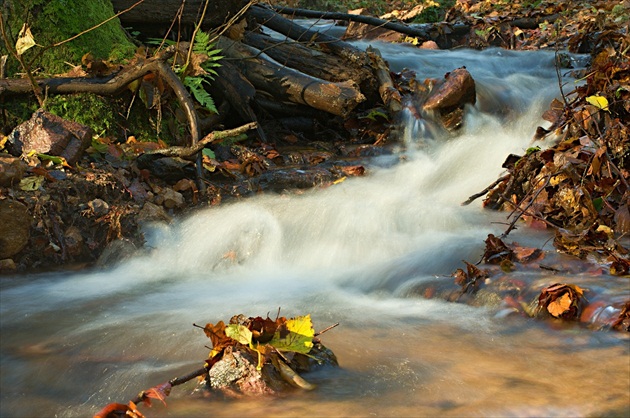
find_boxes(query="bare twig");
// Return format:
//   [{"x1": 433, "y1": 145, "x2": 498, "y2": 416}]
[{"x1": 461, "y1": 174, "x2": 510, "y2": 206}]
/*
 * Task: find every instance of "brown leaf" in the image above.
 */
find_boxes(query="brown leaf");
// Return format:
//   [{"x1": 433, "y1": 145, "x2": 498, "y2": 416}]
[
  {"x1": 482, "y1": 234, "x2": 513, "y2": 264},
  {"x1": 547, "y1": 292, "x2": 572, "y2": 317},
  {"x1": 142, "y1": 382, "x2": 172, "y2": 407}
]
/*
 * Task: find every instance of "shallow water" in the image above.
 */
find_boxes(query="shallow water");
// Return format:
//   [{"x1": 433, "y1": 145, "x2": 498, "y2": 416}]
[{"x1": 1, "y1": 45, "x2": 628, "y2": 417}]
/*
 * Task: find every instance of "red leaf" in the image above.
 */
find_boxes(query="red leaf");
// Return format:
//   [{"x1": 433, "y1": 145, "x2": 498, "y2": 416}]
[{"x1": 142, "y1": 382, "x2": 172, "y2": 407}]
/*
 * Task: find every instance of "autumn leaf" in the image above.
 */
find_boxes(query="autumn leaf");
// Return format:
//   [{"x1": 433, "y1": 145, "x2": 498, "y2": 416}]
[
  {"x1": 225, "y1": 324, "x2": 253, "y2": 345},
  {"x1": 16, "y1": 23, "x2": 36, "y2": 55},
  {"x1": 19, "y1": 176, "x2": 44, "y2": 191},
  {"x1": 547, "y1": 292, "x2": 572, "y2": 317},
  {"x1": 585, "y1": 95, "x2": 609, "y2": 112},
  {"x1": 203, "y1": 321, "x2": 232, "y2": 358},
  {"x1": 141, "y1": 382, "x2": 172, "y2": 407},
  {"x1": 268, "y1": 315, "x2": 314, "y2": 354}
]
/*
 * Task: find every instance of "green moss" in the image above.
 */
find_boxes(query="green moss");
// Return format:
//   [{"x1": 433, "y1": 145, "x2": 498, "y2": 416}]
[
  {"x1": 1, "y1": 0, "x2": 135, "y2": 76},
  {"x1": 45, "y1": 94, "x2": 117, "y2": 135}
]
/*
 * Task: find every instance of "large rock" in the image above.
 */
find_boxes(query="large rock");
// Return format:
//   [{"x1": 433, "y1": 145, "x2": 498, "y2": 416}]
[
  {"x1": 0, "y1": 155, "x2": 27, "y2": 186},
  {"x1": 0, "y1": 200, "x2": 30, "y2": 259},
  {"x1": 6, "y1": 110, "x2": 93, "y2": 165}
]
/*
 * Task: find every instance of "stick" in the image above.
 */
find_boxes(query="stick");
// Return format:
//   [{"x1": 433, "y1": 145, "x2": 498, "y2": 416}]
[{"x1": 461, "y1": 174, "x2": 509, "y2": 206}]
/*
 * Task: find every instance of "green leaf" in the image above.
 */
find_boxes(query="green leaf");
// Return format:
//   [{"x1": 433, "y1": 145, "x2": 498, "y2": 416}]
[
  {"x1": 593, "y1": 197, "x2": 603, "y2": 212},
  {"x1": 19, "y1": 176, "x2": 45, "y2": 191},
  {"x1": 268, "y1": 315, "x2": 314, "y2": 354},
  {"x1": 37, "y1": 153, "x2": 66, "y2": 165},
  {"x1": 202, "y1": 148, "x2": 216, "y2": 159},
  {"x1": 586, "y1": 95, "x2": 609, "y2": 112},
  {"x1": 225, "y1": 324, "x2": 252, "y2": 345}
]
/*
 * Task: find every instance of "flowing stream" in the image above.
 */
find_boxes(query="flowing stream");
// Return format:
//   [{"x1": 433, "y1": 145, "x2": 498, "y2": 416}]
[{"x1": 1, "y1": 44, "x2": 629, "y2": 417}]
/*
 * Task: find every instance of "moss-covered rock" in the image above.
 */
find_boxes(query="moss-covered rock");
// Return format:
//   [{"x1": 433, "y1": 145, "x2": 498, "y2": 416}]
[{"x1": 1, "y1": 0, "x2": 136, "y2": 76}]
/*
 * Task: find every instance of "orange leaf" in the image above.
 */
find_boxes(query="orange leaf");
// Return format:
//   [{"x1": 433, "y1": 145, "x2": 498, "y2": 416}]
[
  {"x1": 142, "y1": 382, "x2": 172, "y2": 407},
  {"x1": 547, "y1": 293, "x2": 572, "y2": 317},
  {"x1": 93, "y1": 402, "x2": 129, "y2": 418}
]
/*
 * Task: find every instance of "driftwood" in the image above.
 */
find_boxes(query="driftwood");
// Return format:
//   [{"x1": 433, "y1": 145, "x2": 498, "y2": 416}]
[
  {"x1": 248, "y1": 5, "x2": 367, "y2": 66},
  {"x1": 366, "y1": 46, "x2": 402, "y2": 116},
  {"x1": 242, "y1": 31, "x2": 373, "y2": 85},
  {"x1": 210, "y1": 61, "x2": 266, "y2": 141},
  {"x1": 217, "y1": 36, "x2": 365, "y2": 117},
  {"x1": 271, "y1": 5, "x2": 434, "y2": 41}
]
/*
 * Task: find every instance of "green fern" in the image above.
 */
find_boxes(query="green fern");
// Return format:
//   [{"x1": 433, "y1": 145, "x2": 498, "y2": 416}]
[{"x1": 184, "y1": 76, "x2": 217, "y2": 114}]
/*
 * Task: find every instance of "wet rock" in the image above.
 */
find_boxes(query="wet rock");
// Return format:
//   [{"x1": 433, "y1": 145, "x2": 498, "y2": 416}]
[
  {"x1": 208, "y1": 348, "x2": 279, "y2": 395},
  {"x1": 155, "y1": 187, "x2": 185, "y2": 209},
  {"x1": 63, "y1": 226, "x2": 84, "y2": 258},
  {"x1": 0, "y1": 155, "x2": 27, "y2": 186},
  {"x1": 137, "y1": 201, "x2": 172, "y2": 225},
  {"x1": 88, "y1": 198, "x2": 110, "y2": 217},
  {"x1": 6, "y1": 109, "x2": 93, "y2": 165},
  {"x1": 0, "y1": 258, "x2": 17, "y2": 272},
  {"x1": 253, "y1": 167, "x2": 334, "y2": 192},
  {"x1": 136, "y1": 154, "x2": 196, "y2": 182},
  {"x1": 423, "y1": 67, "x2": 476, "y2": 131},
  {"x1": 96, "y1": 238, "x2": 138, "y2": 267},
  {"x1": 0, "y1": 200, "x2": 30, "y2": 259}
]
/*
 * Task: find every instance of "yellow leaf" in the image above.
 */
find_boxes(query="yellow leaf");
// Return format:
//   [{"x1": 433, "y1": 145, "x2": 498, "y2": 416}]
[
  {"x1": 333, "y1": 176, "x2": 346, "y2": 185},
  {"x1": 225, "y1": 324, "x2": 252, "y2": 345},
  {"x1": 585, "y1": 95, "x2": 609, "y2": 112},
  {"x1": 16, "y1": 23, "x2": 36, "y2": 56},
  {"x1": 547, "y1": 293, "x2": 572, "y2": 317},
  {"x1": 268, "y1": 315, "x2": 314, "y2": 354}
]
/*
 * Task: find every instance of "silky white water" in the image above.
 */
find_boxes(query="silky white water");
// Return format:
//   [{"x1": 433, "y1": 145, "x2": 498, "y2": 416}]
[{"x1": 1, "y1": 47, "x2": 628, "y2": 417}]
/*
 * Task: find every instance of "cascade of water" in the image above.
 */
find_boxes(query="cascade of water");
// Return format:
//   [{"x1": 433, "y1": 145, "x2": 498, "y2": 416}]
[{"x1": 2, "y1": 46, "x2": 627, "y2": 418}]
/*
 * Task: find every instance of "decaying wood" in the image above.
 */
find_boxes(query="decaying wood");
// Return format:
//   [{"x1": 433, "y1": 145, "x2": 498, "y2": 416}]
[
  {"x1": 248, "y1": 5, "x2": 368, "y2": 66},
  {"x1": 111, "y1": 0, "x2": 249, "y2": 31},
  {"x1": 366, "y1": 46, "x2": 402, "y2": 116},
  {"x1": 217, "y1": 36, "x2": 365, "y2": 117},
  {"x1": 271, "y1": 5, "x2": 433, "y2": 41},
  {"x1": 210, "y1": 61, "x2": 266, "y2": 141},
  {"x1": 243, "y1": 31, "x2": 372, "y2": 85}
]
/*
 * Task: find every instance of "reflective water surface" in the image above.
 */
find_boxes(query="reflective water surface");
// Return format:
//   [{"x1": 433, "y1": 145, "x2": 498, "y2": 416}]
[{"x1": 1, "y1": 45, "x2": 628, "y2": 417}]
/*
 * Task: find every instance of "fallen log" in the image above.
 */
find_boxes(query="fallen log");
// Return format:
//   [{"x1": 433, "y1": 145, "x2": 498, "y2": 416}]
[
  {"x1": 217, "y1": 36, "x2": 365, "y2": 117},
  {"x1": 242, "y1": 31, "x2": 373, "y2": 85},
  {"x1": 248, "y1": 4, "x2": 367, "y2": 66},
  {"x1": 366, "y1": 46, "x2": 402, "y2": 116},
  {"x1": 111, "y1": 0, "x2": 249, "y2": 31},
  {"x1": 271, "y1": 5, "x2": 432, "y2": 41}
]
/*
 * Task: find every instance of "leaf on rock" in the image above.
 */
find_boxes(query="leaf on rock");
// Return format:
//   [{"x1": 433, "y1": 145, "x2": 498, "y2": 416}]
[
  {"x1": 547, "y1": 292, "x2": 572, "y2": 317},
  {"x1": 203, "y1": 321, "x2": 232, "y2": 358},
  {"x1": 225, "y1": 324, "x2": 253, "y2": 346},
  {"x1": 268, "y1": 315, "x2": 314, "y2": 354}
]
